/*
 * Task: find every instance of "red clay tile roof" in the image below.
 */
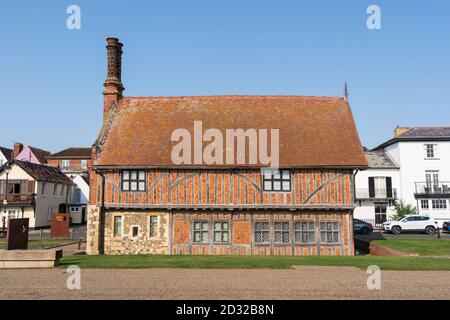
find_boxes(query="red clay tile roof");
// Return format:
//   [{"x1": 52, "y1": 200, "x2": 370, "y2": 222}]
[
  {"x1": 48, "y1": 147, "x2": 92, "y2": 159},
  {"x1": 95, "y1": 96, "x2": 367, "y2": 168}
]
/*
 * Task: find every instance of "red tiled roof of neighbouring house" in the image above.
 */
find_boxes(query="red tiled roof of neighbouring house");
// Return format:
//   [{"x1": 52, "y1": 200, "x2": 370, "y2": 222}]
[
  {"x1": 14, "y1": 160, "x2": 74, "y2": 185},
  {"x1": 94, "y1": 95, "x2": 368, "y2": 168},
  {"x1": 48, "y1": 147, "x2": 92, "y2": 159},
  {"x1": 28, "y1": 146, "x2": 52, "y2": 164}
]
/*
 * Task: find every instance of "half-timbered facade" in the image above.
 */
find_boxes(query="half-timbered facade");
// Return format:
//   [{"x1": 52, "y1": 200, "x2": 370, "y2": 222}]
[{"x1": 86, "y1": 38, "x2": 367, "y2": 256}]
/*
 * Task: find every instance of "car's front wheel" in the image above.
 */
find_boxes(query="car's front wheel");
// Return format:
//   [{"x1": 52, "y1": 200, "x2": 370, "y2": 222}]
[
  {"x1": 391, "y1": 226, "x2": 402, "y2": 235},
  {"x1": 425, "y1": 226, "x2": 436, "y2": 235}
]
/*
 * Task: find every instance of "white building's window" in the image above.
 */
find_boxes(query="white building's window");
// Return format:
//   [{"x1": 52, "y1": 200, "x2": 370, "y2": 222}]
[
  {"x1": 421, "y1": 200, "x2": 429, "y2": 210},
  {"x1": 374, "y1": 177, "x2": 387, "y2": 198},
  {"x1": 424, "y1": 144, "x2": 439, "y2": 159},
  {"x1": 432, "y1": 199, "x2": 447, "y2": 209},
  {"x1": 425, "y1": 170, "x2": 440, "y2": 190},
  {"x1": 41, "y1": 183, "x2": 46, "y2": 195}
]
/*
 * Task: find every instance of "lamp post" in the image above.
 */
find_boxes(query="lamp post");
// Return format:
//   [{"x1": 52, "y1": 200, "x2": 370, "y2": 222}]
[{"x1": 2, "y1": 162, "x2": 12, "y2": 231}]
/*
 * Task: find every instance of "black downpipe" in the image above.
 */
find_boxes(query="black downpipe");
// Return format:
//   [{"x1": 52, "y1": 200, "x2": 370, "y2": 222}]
[{"x1": 98, "y1": 171, "x2": 106, "y2": 255}]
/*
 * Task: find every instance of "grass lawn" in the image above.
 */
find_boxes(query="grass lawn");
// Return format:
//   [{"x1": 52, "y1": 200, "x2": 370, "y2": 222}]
[
  {"x1": 0, "y1": 238, "x2": 78, "y2": 250},
  {"x1": 370, "y1": 238, "x2": 450, "y2": 256},
  {"x1": 61, "y1": 254, "x2": 450, "y2": 271}
]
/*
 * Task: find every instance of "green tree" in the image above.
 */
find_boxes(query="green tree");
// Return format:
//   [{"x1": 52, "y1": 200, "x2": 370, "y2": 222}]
[{"x1": 392, "y1": 200, "x2": 417, "y2": 220}]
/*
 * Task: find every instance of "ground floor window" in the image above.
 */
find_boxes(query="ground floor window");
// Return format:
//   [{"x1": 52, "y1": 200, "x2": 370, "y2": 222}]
[
  {"x1": 214, "y1": 221, "x2": 229, "y2": 243},
  {"x1": 149, "y1": 216, "x2": 158, "y2": 237},
  {"x1": 374, "y1": 202, "x2": 388, "y2": 225},
  {"x1": 320, "y1": 222, "x2": 340, "y2": 244},
  {"x1": 254, "y1": 221, "x2": 270, "y2": 243},
  {"x1": 295, "y1": 222, "x2": 316, "y2": 243},
  {"x1": 193, "y1": 221, "x2": 209, "y2": 243},
  {"x1": 421, "y1": 200, "x2": 429, "y2": 210},
  {"x1": 274, "y1": 222, "x2": 290, "y2": 243},
  {"x1": 432, "y1": 199, "x2": 447, "y2": 209},
  {"x1": 114, "y1": 216, "x2": 122, "y2": 236}
]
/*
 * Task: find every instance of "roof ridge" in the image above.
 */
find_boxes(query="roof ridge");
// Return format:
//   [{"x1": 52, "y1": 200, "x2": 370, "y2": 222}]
[{"x1": 123, "y1": 95, "x2": 346, "y2": 100}]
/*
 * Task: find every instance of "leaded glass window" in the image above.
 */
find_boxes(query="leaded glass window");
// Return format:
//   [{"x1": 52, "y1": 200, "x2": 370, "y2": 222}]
[
  {"x1": 274, "y1": 222, "x2": 290, "y2": 243},
  {"x1": 193, "y1": 221, "x2": 209, "y2": 243},
  {"x1": 213, "y1": 222, "x2": 229, "y2": 243},
  {"x1": 295, "y1": 222, "x2": 316, "y2": 243},
  {"x1": 320, "y1": 222, "x2": 340, "y2": 244},
  {"x1": 255, "y1": 222, "x2": 270, "y2": 243}
]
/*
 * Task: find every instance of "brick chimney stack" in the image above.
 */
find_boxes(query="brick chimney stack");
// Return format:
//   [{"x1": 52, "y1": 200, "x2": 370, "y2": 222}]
[
  {"x1": 103, "y1": 37, "x2": 124, "y2": 120},
  {"x1": 13, "y1": 142, "x2": 23, "y2": 160},
  {"x1": 394, "y1": 126, "x2": 411, "y2": 137}
]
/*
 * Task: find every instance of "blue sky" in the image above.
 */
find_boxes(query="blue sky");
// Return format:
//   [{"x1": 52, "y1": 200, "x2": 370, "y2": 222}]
[{"x1": 0, "y1": 0, "x2": 449, "y2": 152}]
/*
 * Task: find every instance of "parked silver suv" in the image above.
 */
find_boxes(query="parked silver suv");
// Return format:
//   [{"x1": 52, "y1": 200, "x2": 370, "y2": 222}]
[{"x1": 383, "y1": 215, "x2": 438, "y2": 235}]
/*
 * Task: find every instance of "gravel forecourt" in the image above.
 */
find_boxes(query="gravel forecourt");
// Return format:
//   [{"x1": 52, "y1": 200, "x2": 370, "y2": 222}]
[{"x1": 1, "y1": 266, "x2": 449, "y2": 300}]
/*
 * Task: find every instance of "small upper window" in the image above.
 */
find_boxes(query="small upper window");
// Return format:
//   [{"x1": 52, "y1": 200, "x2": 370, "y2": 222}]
[
  {"x1": 81, "y1": 160, "x2": 88, "y2": 169},
  {"x1": 121, "y1": 170, "x2": 146, "y2": 192},
  {"x1": 262, "y1": 169, "x2": 291, "y2": 192},
  {"x1": 424, "y1": 144, "x2": 438, "y2": 159},
  {"x1": 61, "y1": 160, "x2": 70, "y2": 168}
]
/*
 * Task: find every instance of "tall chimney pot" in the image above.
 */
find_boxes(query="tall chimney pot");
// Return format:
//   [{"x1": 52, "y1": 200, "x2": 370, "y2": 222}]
[{"x1": 103, "y1": 37, "x2": 124, "y2": 120}]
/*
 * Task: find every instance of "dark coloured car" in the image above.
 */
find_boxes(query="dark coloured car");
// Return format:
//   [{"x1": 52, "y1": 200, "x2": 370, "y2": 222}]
[
  {"x1": 354, "y1": 219, "x2": 374, "y2": 235},
  {"x1": 443, "y1": 221, "x2": 450, "y2": 232}
]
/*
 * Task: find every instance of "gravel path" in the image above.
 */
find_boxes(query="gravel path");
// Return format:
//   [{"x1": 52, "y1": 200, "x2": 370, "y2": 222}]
[{"x1": 1, "y1": 266, "x2": 449, "y2": 300}]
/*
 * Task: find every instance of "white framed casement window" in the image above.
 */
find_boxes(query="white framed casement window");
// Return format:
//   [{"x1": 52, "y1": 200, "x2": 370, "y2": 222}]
[
  {"x1": 262, "y1": 169, "x2": 291, "y2": 192},
  {"x1": 432, "y1": 199, "x2": 447, "y2": 210},
  {"x1": 80, "y1": 160, "x2": 88, "y2": 170},
  {"x1": 424, "y1": 144, "x2": 439, "y2": 159},
  {"x1": 61, "y1": 160, "x2": 70, "y2": 168},
  {"x1": 121, "y1": 170, "x2": 146, "y2": 192},
  {"x1": 374, "y1": 177, "x2": 387, "y2": 198},
  {"x1": 425, "y1": 170, "x2": 440, "y2": 191},
  {"x1": 421, "y1": 200, "x2": 429, "y2": 210}
]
